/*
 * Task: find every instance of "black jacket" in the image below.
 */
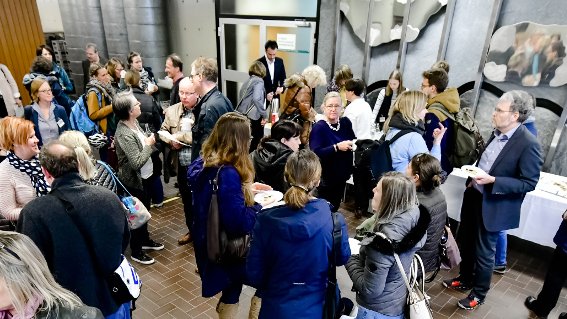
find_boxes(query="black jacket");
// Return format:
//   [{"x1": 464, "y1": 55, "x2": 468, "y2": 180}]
[
  {"x1": 132, "y1": 86, "x2": 162, "y2": 133},
  {"x1": 257, "y1": 56, "x2": 286, "y2": 95},
  {"x1": 415, "y1": 188, "x2": 448, "y2": 273},
  {"x1": 17, "y1": 173, "x2": 130, "y2": 316},
  {"x1": 191, "y1": 87, "x2": 233, "y2": 161},
  {"x1": 251, "y1": 139, "x2": 293, "y2": 192}
]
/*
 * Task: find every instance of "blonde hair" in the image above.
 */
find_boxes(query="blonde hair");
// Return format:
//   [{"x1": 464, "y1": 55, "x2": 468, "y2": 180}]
[
  {"x1": 333, "y1": 65, "x2": 353, "y2": 87},
  {"x1": 283, "y1": 150, "x2": 321, "y2": 209},
  {"x1": 202, "y1": 112, "x2": 255, "y2": 206},
  {"x1": 58, "y1": 131, "x2": 96, "y2": 180},
  {"x1": 106, "y1": 57, "x2": 124, "y2": 82},
  {"x1": 383, "y1": 90, "x2": 427, "y2": 132},
  {"x1": 30, "y1": 78, "x2": 49, "y2": 103},
  {"x1": 124, "y1": 69, "x2": 141, "y2": 88},
  {"x1": 0, "y1": 231, "x2": 83, "y2": 316},
  {"x1": 373, "y1": 172, "x2": 418, "y2": 228},
  {"x1": 301, "y1": 65, "x2": 327, "y2": 88},
  {"x1": 0, "y1": 117, "x2": 35, "y2": 151},
  {"x1": 191, "y1": 57, "x2": 218, "y2": 82}
]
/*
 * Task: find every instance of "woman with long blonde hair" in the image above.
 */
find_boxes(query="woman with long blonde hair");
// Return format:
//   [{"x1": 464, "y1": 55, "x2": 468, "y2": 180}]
[
  {"x1": 188, "y1": 112, "x2": 272, "y2": 318},
  {"x1": 0, "y1": 231, "x2": 103, "y2": 318},
  {"x1": 381, "y1": 90, "x2": 446, "y2": 172}
]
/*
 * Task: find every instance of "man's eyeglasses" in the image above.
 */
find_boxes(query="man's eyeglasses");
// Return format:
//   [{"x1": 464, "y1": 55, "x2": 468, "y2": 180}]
[
  {"x1": 179, "y1": 91, "x2": 197, "y2": 97},
  {"x1": 189, "y1": 73, "x2": 200, "y2": 80},
  {"x1": 0, "y1": 243, "x2": 21, "y2": 261}
]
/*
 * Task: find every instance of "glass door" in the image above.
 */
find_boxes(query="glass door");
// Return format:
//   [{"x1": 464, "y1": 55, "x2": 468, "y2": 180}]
[{"x1": 219, "y1": 18, "x2": 317, "y2": 105}]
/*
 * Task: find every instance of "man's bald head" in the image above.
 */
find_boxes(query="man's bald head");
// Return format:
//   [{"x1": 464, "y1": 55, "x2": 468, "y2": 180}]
[
  {"x1": 39, "y1": 141, "x2": 79, "y2": 178},
  {"x1": 179, "y1": 77, "x2": 198, "y2": 109}
]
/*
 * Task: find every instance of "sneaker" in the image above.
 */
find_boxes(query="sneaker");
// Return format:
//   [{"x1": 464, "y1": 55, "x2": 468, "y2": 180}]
[
  {"x1": 152, "y1": 202, "x2": 164, "y2": 208},
  {"x1": 493, "y1": 265, "x2": 508, "y2": 274},
  {"x1": 142, "y1": 240, "x2": 164, "y2": 251},
  {"x1": 131, "y1": 252, "x2": 155, "y2": 265},
  {"x1": 442, "y1": 277, "x2": 471, "y2": 291},
  {"x1": 178, "y1": 232, "x2": 192, "y2": 245},
  {"x1": 457, "y1": 294, "x2": 484, "y2": 310}
]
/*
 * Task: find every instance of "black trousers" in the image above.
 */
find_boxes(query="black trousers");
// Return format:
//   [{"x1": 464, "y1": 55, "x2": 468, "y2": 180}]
[
  {"x1": 177, "y1": 163, "x2": 193, "y2": 232},
  {"x1": 353, "y1": 165, "x2": 372, "y2": 213},
  {"x1": 532, "y1": 247, "x2": 567, "y2": 316},
  {"x1": 457, "y1": 187, "x2": 499, "y2": 300},
  {"x1": 125, "y1": 184, "x2": 152, "y2": 255},
  {"x1": 249, "y1": 118, "x2": 263, "y2": 152},
  {"x1": 317, "y1": 179, "x2": 347, "y2": 212}
]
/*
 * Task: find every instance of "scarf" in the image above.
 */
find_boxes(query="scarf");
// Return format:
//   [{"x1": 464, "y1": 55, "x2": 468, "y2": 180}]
[
  {"x1": 86, "y1": 79, "x2": 115, "y2": 104},
  {"x1": 138, "y1": 68, "x2": 150, "y2": 91},
  {"x1": 0, "y1": 295, "x2": 43, "y2": 319},
  {"x1": 7, "y1": 152, "x2": 50, "y2": 197},
  {"x1": 387, "y1": 112, "x2": 425, "y2": 135}
]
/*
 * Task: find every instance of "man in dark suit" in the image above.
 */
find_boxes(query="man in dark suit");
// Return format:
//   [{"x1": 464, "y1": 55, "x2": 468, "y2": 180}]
[
  {"x1": 443, "y1": 90, "x2": 543, "y2": 310},
  {"x1": 257, "y1": 40, "x2": 286, "y2": 103},
  {"x1": 82, "y1": 43, "x2": 106, "y2": 93}
]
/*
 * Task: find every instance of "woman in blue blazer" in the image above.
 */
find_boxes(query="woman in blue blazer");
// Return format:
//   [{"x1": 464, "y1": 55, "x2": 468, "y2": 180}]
[{"x1": 24, "y1": 78, "x2": 70, "y2": 147}]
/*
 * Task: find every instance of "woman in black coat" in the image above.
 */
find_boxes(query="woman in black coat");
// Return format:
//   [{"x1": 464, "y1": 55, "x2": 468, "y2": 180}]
[
  {"x1": 406, "y1": 153, "x2": 448, "y2": 273},
  {"x1": 251, "y1": 120, "x2": 302, "y2": 192}
]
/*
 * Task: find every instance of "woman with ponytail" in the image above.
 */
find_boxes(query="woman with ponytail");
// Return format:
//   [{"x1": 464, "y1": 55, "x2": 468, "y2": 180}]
[
  {"x1": 58, "y1": 131, "x2": 117, "y2": 193},
  {"x1": 247, "y1": 149, "x2": 351, "y2": 319}
]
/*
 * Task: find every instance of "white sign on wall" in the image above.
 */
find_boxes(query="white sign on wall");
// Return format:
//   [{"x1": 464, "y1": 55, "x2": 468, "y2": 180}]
[{"x1": 277, "y1": 33, "x2": 296, "y2": 50}]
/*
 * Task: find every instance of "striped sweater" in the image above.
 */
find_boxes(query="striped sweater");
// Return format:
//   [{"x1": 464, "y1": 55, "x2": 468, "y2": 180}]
[{"x1": 0, "y1": 160, "x2": 37, "y2": 220}]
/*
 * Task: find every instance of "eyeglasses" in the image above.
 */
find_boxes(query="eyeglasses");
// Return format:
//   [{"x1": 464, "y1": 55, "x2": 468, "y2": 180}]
[
  {"x1": 39, "y1": 89, "x2": 52, "y2": 94},
  {"x1": 325, "y1": 104, "x2": 341, "y2": 109},
  {"x1": 179, "y1": 91, "x2": 197, "y2": 97},
  {"x1": 189, "y1": 73, "x2": 200, "y2": 80},
  {"x1": 0, "y1": 243, "x2": 21, "y2": 261},
  {"x1": 493, "y1": 107, "x2": 516, "y2": 113}
]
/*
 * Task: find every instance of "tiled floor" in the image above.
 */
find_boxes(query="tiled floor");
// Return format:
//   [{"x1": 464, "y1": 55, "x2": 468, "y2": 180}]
[{"x1": 134, "y1": 184, "x2": 567, "y2": 318}]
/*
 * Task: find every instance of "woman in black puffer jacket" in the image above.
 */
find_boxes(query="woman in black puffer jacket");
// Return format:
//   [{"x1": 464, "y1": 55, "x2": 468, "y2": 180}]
[
  {"x1": 406, "y1": 153, "x2": 448, "y2": 273},
  {"x1": 251, "y1": 120, "x2": 302, "y2": 192}
]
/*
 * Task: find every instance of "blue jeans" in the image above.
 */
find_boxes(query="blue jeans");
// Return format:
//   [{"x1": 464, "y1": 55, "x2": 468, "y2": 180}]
[
  {"x1": 105, "y1": 302, "x2": 131, "y2": 319},
  {"x1": 356, "y1": 305, "x2": 404, "y2": 319},
  {"x1": 495, "y1": 230, "x2": 507, "y2": 267}
]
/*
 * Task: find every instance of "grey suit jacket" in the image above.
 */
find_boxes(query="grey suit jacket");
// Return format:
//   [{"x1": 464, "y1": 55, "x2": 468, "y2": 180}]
[{"x1": 237, "y1": 75, "x2": 266, "y2": 120}]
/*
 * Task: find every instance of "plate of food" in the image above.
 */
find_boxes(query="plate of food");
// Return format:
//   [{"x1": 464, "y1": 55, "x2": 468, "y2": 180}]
[
  {"x1": 461, "y1": 165, "x2": 486, "y2": 178},
  {"x1": 254, "y1": 190, "x2": 283, "y2": 205}
]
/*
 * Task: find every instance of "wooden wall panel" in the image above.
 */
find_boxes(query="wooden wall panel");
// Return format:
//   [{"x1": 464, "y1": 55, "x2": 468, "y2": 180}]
[{"x1": 0, "y1": 0, "x2": 44, "y2": 106}]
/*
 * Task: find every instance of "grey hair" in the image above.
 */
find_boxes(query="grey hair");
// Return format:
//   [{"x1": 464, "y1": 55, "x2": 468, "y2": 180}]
[
  {"x1": 112, "y1": 89, "x2": 138, "y2": 120},
  {"x1": 322, "y1": 91, "x2": 343, "y2": 108},
  {"x1": 85, "y1": 43, "x2": 98, "y2": 52},
  {"x1": 499, "y1": 90, "x2": 535, "y2": 122},
  {"x1": 373, "y1": 172, "x2": 418, "y2": 228},
  {"x1": 0, "y1": 231, "x2": 83, "y2": 316}
]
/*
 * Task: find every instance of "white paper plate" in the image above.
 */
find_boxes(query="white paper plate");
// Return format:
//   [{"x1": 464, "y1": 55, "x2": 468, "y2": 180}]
[
  {"x1": 254, "y1": 190, "x2": 283, "y2": 204},
  {"x1": 460, "y1": 165, "x2": 486, "y2": 178}
]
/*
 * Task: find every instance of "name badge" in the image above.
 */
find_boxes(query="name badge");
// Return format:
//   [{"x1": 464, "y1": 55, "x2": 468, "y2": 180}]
[{"x1": 57, "y1": 118, "x2": 65, "y2": 128}]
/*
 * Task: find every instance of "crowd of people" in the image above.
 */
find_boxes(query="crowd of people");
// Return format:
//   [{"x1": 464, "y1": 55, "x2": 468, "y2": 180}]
[{"x1": 0, "y1": 37, "x2": 565, "y2": 319}]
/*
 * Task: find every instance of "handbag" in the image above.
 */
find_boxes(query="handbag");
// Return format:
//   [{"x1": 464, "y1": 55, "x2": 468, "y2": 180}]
[
  {"x1": 49, "y1": 190, "x2": 141, "y2": 304},
  {"x1": 393, "y1": 251, "x2": 433, "y2": 319},
  {"x1": 322, "y1": 210, "x2": 342, "y2": 319},
  {"x1": 97, "y1": 161, "x2": 152, "y2": 230},
  {"x1": 440, "y1": 225, "x2": 462, "y2": 270},
  {"x1": 206, "y1": 166, "x2": 251, "y2": 264}
]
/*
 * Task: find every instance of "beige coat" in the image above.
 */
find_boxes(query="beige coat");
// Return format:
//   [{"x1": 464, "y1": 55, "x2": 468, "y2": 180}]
[
  {"x1": 0, "y1": 64, "x2": 21, "y2": 116},
  {"x1": 160, "y1": 102, "x2": 193, "y2": 171}
]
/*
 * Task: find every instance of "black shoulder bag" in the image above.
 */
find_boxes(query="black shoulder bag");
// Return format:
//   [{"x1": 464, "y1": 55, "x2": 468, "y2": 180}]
[{"x1": 323, "y1": 211, "x2": 343, "y2": 319}]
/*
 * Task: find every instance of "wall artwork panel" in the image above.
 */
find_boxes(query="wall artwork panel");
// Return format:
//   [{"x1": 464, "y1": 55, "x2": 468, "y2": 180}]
[{"x1": 484, "y1": 22, "x2": 567, "y2": 87}]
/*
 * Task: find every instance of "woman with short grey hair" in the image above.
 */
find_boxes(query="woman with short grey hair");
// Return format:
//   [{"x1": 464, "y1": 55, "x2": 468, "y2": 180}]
[{"x1": 113, "y1": 90, "x2": 163, "y2": 265}]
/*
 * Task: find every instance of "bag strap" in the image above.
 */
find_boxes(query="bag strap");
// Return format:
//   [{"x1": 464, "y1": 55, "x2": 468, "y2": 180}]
[
  {"x1": 327, "y1": 211, "x2": 342, "y2": 284},
  {"x1": 428, "y1": 104, "x2": 455, "y2": 121},
  {"x1": 49, "y1": 189, "x2": 111, "y2": 277},
  {"x1": 96, "y1": 160, "x2": 132, "y2": 197},
  {"x1": 211, "y1": 165, "x2": 225, "y2": 191},
  {"x1": 386, "y1": 129, "x2": 415, "y2": 145},
  {"x1": 283, "y1": 87, "x2": 302, "y2": 114},
  {"x1": 236, "y1": 81, "x2": 254, "y2": 115}
]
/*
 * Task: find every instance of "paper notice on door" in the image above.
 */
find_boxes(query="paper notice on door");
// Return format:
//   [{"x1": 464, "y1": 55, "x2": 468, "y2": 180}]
[{"x1": 277, "y1": 33, "x2": 296, "y2": 50}]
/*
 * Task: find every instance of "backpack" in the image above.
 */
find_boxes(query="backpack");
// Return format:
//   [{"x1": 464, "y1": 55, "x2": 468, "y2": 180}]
[
  {"x1": 369, "y1": 130, "x2": 413, "y2": 181},
  {"x1": 69, "y1": 90, "x2": 102, "y2": 136},
  {"x1": 428, "y1": 104, "x2": 485, "y2": 168}
]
